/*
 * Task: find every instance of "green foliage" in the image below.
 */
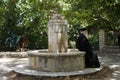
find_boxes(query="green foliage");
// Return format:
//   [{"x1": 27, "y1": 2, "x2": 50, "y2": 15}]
[{"x1": 0, "y1": 0, "x2": 120, "y2": 50}]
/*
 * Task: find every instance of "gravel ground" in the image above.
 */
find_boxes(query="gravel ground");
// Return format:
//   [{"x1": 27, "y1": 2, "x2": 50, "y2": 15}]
[{"x1": 0, "y1": 53, "x2": 120, "y2": 80}]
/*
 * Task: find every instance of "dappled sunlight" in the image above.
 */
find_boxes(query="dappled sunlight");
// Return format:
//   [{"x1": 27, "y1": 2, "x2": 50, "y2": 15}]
[
  {"x1": 0, "y1": 51, "x2": 119, "y2": 80},
  {"x1": 0, "y1": 58, "x2": 28, "y2": 63},
  {"x1": 0, "y1": 58, "x2": 28, "y2": 67},
  {"x1": 95, "y1": 68, "x2": 101, "y2": 71},
  {"x1": 98, "y1": 56, "x2": 101, "y2": 59},
  {"x1": 0, "y1": 64, "x2": 12, "y2": 71},
  {"x1": 0, "y1": 55, "x2": 119, "y2": 80},
  {"x1": 24, "y1": 70, "x2": 34, "y2": 73},
  {"x1": 112, "y1": 73, "x2": 118, "y2": 76},
  {"x1": 0, "y1": 76, "x2": 8, "y2": 80},
  {"x1": 114, "y1": 71, "x2": 120, "y2": 73},
  {"x1": 109, "y1": 65, "x2": 120, "y2": 69},
  {"x1": 0, "y1": 58, "x2": 17, "y2": 63},
  {"x1": 110, "y1": 78, "x2": 117, "y2": 80},
  {"x1": 112, "y1": 69, "x2": 120, "y2": 79},
  {"x1": 16, "y1": 65, "x2": 25, "y2": 68},
  {"x1": 78, "y1": 71, "x2": 83, "y2": 73}
]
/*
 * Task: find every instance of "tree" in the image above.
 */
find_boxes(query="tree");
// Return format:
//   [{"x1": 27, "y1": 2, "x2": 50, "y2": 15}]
[{"x1": 0, "y1": 0, "x2": 120, "y2": 50}]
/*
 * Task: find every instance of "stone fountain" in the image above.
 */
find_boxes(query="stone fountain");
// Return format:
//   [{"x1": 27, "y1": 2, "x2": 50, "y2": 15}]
[{"x1": 14, "y1": 14, "x2": 102, "y2": 77}]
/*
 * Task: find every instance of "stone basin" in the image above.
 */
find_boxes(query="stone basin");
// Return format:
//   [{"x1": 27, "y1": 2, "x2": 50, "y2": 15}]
[{"x1": 27, "y1": 49, "x2": 85, "y2": 72}]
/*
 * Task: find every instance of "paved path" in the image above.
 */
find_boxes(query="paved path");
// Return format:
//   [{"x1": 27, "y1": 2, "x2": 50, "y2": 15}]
[
  {"x1": 98, "y1": 53, "x2": 120, "y2": 80},
  {"x1": 0, "y1": 58, "x2": 28, "y2": 80},
  {"x1": 0, "y1": 53, "x2": 120, "y2": 80}
]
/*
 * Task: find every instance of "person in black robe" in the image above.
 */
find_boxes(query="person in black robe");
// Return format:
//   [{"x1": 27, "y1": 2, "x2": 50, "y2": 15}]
[
  {"x1": 118, "y1": 34, "x2": 120, "y2": 47},
  {"x1": 76, "y1": 28, "x2": 100, "y2": 68}
]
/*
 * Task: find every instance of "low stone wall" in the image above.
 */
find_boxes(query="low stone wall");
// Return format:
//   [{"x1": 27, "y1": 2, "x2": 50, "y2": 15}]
[
  {"x1": 0, "y1": 52, "x2": 28, "y2": 58},
  {"x1": 0, "y1": 49, "x2": 83, "y2": 58},
  {"x1": 100, "y1": 46, "x2": 120, "y2": 54}
]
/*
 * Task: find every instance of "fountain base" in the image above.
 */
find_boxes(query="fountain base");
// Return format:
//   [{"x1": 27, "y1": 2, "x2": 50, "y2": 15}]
[
  {"x1": 14, "y1": 49, "x2": 102, "y2": 77},
  {"x1": 14, "y1": 64, "x2": 103, "y2": 77},
  {"x1": 27, "y1": 49, "x2": 85, "y2": 72}
]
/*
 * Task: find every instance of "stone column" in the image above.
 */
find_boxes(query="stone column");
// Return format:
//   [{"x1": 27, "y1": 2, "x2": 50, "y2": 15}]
[
  {"x1": 99, "y1": 29, "x2": 105, "y2": 51},
  {"x1": 48, "y1": 14, "x2": 68, "y2": 53}
]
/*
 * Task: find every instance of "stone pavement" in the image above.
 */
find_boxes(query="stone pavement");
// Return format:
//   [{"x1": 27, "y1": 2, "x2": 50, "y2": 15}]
[
  {"x1": 98, "y1": 53, "x2": 120, "y2": 80},
  {"x1": 0, "y1": 52, "x2": 120, "y2": 80},
  {"x1": 0, "y1": 58, "x2": 28, "y2": 80}
]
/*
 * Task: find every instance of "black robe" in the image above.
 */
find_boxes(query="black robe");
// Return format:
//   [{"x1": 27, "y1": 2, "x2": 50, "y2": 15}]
[
  {"x1": 76, "y1": 33, "x2": 100, "y2": 68},
  {"x1": 118, "y1": 35, "x2": 120, "y2": 47}
]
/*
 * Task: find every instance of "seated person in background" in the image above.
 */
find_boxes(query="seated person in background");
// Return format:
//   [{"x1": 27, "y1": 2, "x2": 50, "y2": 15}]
[
  {"x1": 118, "y1": 34, "x2": 120, "y2": 47},
  {"x1": 76, "y1": 28, "x2": 100, "y2": 68}
]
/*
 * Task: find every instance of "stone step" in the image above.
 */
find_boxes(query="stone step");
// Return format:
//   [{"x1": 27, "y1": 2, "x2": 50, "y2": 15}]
[{"x1": 14, "y1": 64, "x2": 103, "y2": 77}]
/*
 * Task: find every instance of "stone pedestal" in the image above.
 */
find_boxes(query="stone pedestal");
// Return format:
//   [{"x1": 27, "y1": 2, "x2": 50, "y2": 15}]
[{"x1": 48, "y1": 14, "x2": 68, "y2": 53}]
